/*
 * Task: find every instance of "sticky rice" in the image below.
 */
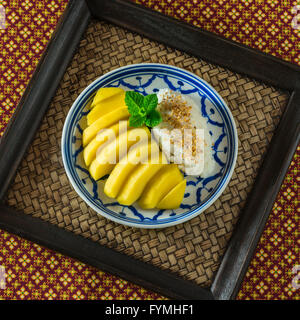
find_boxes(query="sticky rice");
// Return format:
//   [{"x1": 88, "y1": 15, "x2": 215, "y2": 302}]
[{"x1": 152, "y1": 89, "x2": 214, "y2": 177}]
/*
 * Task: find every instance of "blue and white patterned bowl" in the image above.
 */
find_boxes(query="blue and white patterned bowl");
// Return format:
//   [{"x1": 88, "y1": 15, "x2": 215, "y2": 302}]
[{"x1": 61, "y1": 63, "x2": 238, "y2": 229}]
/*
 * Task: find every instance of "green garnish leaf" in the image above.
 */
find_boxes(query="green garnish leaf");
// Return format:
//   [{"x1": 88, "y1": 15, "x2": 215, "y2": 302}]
[
  {"x1": 125, "y1": 91, "x2": 162, "y2": 128},
  {"x1": 125, "y1": 91, "x2": 145, "y2": 116},
  {"x1": 143, "y1": 94, "x2": 158, "y2": 113},
  {"x1": 145, "y1": 109, "x2": 162, "y2": 127},
  {"x1": 129, "y1": 115, "x2": 146, "y2": 128}
]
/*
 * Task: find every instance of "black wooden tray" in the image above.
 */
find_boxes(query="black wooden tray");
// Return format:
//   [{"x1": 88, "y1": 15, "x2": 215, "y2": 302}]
[{"x1": 0, "y1": 0, "x2": 299, "y2": 300}]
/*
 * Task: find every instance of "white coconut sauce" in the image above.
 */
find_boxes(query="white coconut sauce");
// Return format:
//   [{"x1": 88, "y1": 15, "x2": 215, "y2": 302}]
[{"x1": 152, "y1": 89, "x2": 214, "y2": 177}]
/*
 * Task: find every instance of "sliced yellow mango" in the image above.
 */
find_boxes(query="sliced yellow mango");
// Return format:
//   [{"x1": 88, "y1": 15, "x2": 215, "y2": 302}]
[
  {"x1": 82, "y1": 107, "x2": 129, "y2": 147},
  {"x1": 91, "y1": 87, "x2": 124, "y2": 108},
  {"x1": 138, "y1": 164, "x2": 183, "y2": 209},
  {"x1": 117, "y1": 153, "x2": 168, "y2": 206},
  {"x1": 83, "y1": 120, "x2": 129, "y2": 167},
  {"x1": 87, "y1": 91, "x2": 126, "y2": 125},
  {"x1": 89, "y1": 127, "x2": 151, "y2": 181},
  {"x1": 157, "y1": 179, "x2": 187, "y2": 209},
  {"x1": 104, "y1": 141, "x2": 160, "y2": 199}
]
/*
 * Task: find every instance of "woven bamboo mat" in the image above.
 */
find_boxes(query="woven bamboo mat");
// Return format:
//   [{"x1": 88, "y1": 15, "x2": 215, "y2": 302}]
[{"x1": 5, "y1": 20, "x2": 289, "y2": 287}]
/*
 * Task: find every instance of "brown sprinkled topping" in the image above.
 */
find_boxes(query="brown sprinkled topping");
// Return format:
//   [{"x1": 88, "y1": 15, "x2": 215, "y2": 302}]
[{"x1": 159, "y1": 91, "x2": 201, "y2": 156}]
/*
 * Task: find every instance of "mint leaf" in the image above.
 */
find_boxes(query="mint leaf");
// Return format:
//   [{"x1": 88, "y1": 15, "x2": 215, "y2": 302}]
[
  {"x1": 143, "y1": 94, "x2": 158, "y2": 113},
  {"x1": 145, "y1": 109, "x2": 162, "y2": 128},
  {"x1": 125, "y1": 91, "x2": 144, "y2": 116},
  {"x1": 125, "y1": 91, "x2": 162, "y2": 128},
  {"x1": 129, "y1": 115, "x2": 146, "y2": 127}
]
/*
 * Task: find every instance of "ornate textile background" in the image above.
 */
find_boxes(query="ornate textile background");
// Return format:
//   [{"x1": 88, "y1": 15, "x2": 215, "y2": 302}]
[{"x1": 0, "y1": 0, "x2": 299, "y2": 299}]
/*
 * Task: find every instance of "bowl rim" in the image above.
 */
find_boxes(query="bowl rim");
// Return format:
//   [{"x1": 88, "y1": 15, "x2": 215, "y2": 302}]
[{"x1": 61, "y1": 63, "x2": 238, "y2": 229}]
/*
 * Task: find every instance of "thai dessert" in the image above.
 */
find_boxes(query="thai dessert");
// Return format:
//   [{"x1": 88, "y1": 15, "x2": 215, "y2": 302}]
[{"x1": 82, "y1": 86, "x2": 213, "y2": 209}]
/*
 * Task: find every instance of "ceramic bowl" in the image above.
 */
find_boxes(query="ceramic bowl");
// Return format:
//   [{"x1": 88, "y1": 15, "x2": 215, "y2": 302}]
[{"x1": 61, "y1": 63, "x2": 238, "y2": 228}]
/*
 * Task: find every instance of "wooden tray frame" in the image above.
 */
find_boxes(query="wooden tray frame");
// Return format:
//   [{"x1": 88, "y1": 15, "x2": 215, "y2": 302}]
[{"x1": 0, "y1": 0, "x2": 299, "y2": 300}]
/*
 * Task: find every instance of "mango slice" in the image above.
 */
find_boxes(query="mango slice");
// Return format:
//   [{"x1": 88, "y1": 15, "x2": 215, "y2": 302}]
[
  {"x1": 104, "y1": 141, "x2": 160, "y2": 199},
  {"x1": 117, "y1": 153, "x2": 168, "y2": 206},
  {"x1": 138, "y1": 164, "x2": 183, "y2": 209},
  {"x1": 83, "y1": 120, "x2": 129, "y2": 167},
  {"x1": 156, "y1": 179, "x2": 187, "y2": 209},
  {"x1": 82, "y1": 107, "x2": 129, "y2": 147},
  {"x1": 89, "y1": 127, "x2": 151, "y2": 181},
  {"x1": 87, "y1": 90, "x2": 126, "y2": 126},
  {"x1": 82, "y1": 87, "x2": 187, "y2": 210},
  {"x1": 91, "y1": 87, "x2": 124, "y2": 108}
]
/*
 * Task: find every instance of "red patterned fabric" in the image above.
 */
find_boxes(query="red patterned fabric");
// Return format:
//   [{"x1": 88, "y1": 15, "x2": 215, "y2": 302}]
[
  {"x1": 238, "y1": 148, "x2": 299, "y2": 299},
  {"x1": 0, "y1": 0, "x2": 299, "y2": 300},
  {"x1": 134, "y1": 0, "x2": 300, "y2": 65}
]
